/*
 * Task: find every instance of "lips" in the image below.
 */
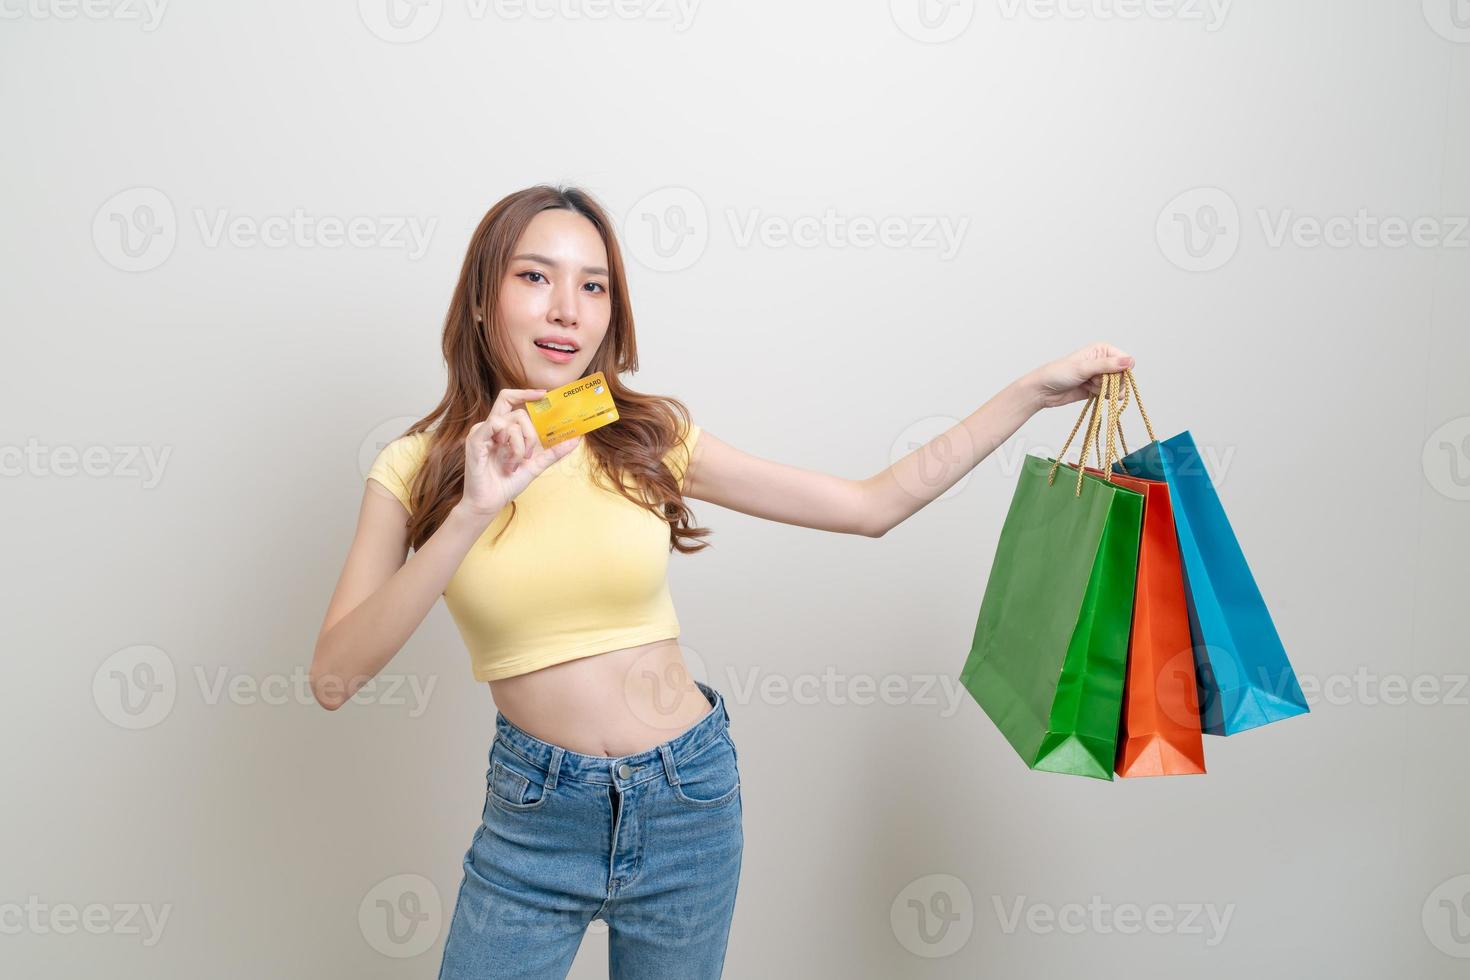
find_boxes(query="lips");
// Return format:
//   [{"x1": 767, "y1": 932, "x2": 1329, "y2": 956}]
[
  {"x1": 533, "y1": 335, "x2": 579, "y2": 353},
  {"x1": 534, "y1": 341, "x2": 576, "y2": 364}
]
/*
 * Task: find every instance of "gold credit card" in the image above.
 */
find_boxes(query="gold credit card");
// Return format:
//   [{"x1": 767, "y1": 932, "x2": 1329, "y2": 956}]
[{"x1": 526, "y1": 371, "x2": 619, "y2": 448}]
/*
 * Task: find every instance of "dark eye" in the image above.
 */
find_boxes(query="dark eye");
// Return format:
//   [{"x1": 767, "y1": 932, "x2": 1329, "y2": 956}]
[
  {"x1": 520, "y1": 270, "x2": 547, "y2": 284},
  {"x1": 584, "y1": 282, "x2": 606, "y2": 294}
]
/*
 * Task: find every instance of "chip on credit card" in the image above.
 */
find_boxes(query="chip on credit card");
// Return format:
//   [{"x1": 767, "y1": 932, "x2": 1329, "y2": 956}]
[{"x1": 526, "y1": 371, "x2": 619, "y2": 448}]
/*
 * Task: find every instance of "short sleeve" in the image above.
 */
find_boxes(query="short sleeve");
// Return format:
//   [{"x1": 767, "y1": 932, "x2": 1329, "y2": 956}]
[
  {"x1": 664, "y1": 421, "x2": 702, "y2": 491},
  {"x1": 366, "y1": 432, "x2": 429, "y2": 511}
]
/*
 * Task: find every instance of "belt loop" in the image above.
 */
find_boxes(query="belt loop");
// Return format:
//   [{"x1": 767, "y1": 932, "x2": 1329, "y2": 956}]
[
  {"x1": 545, "y1": 746, "x2": 564, "y2": 790},
  {"x1": 658, "y1": 743, "x2": 680, "y2": 787}
]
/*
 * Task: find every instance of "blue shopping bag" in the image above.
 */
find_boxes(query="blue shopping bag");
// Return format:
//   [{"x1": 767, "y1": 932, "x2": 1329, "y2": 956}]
[{"x1": 1117, "y1": 431, "x2": 1309, "y2": 735}]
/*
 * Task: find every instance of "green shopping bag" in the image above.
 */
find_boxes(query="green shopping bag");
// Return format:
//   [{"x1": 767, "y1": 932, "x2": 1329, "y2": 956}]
[{"x1": 960, "y1": 375, "x2": 1145, "y2": 780}]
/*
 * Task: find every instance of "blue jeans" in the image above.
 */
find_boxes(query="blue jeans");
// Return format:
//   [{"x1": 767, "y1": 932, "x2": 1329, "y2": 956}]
[{"x1": 438, "y1": 680, "x2": 744, "y2": 979}]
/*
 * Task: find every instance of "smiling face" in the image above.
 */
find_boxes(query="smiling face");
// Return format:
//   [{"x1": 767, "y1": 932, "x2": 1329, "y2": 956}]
[{"x1": 497, "y1": 208, "x2": 613, "y2": 391}]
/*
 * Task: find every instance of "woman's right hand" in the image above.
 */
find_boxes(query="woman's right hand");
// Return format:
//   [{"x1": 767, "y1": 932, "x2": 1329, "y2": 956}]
[{"x1": 458, "y1": 387, "x2": 582, "y2": 518}]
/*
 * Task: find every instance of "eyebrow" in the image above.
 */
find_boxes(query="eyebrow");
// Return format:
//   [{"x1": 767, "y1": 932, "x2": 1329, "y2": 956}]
[{"x1": 511, "y1": 252, "x2": 609, "y2": 276}]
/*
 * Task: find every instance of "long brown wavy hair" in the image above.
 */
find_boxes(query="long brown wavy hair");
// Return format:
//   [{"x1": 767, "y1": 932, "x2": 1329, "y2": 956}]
[{"x1": 390, "y1": 184, "x2": 711, "y2": 555}]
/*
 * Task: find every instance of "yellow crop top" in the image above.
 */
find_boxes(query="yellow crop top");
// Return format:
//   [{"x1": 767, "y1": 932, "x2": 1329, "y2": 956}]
[{"x1": 365, "y1": 421, "x2": 701, "y2": 681}]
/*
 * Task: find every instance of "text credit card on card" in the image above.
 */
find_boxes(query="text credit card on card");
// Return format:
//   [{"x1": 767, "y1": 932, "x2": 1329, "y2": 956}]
[{"x1": 527, "y1": 371, "x2": 619, "y2": 448}]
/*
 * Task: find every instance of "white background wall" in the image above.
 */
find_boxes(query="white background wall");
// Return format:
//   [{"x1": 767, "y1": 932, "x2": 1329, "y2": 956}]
[{"x1": 4, "y1": 1, "x2": 1468, "y2": 976}]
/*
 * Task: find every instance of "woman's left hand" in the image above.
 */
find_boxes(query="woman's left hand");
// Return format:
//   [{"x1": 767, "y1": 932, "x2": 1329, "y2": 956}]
[{"x1": 1023, "y1": 342, "x2": 1136, "y2": 409}]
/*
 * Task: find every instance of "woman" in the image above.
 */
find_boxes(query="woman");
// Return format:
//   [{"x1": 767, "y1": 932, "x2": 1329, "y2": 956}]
[{"x1": 310, "y1": 184, "x2": 1133, "y2": 979}]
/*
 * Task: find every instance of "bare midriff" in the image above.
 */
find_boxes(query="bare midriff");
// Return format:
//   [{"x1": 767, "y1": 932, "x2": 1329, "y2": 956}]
[{"x1": 487, "y1": 637, "x2": 714, "y2": 758}]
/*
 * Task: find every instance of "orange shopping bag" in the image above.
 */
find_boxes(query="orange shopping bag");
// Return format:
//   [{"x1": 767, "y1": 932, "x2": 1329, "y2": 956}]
[{"x1": 1080, "y1": 373, "x2": 1206, "y2": 777}]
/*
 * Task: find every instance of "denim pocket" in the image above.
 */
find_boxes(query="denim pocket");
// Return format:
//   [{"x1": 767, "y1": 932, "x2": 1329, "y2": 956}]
[
  {"x1": 487, "y1": 743, "x2": 550, "y2": 812},
  {"x1": 671, "y1": 730, "x2": 741, "y2": 809}
]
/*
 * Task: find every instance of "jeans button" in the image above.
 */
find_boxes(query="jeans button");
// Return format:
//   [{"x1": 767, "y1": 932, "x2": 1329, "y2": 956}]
[{"x1": 616, "y1": 763, "x2": 633, "y2": 780}]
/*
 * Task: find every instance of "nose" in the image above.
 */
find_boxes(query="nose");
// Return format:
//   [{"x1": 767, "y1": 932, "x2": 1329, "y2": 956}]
[{"x1": 547, "y1": 279, "x2": 579, "y2": 328}]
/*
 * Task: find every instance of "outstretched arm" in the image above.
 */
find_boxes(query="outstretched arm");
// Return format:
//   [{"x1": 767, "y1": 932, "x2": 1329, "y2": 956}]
[{"x1": 682, "y1": 342, "x2": 1134, "y2": 538}]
